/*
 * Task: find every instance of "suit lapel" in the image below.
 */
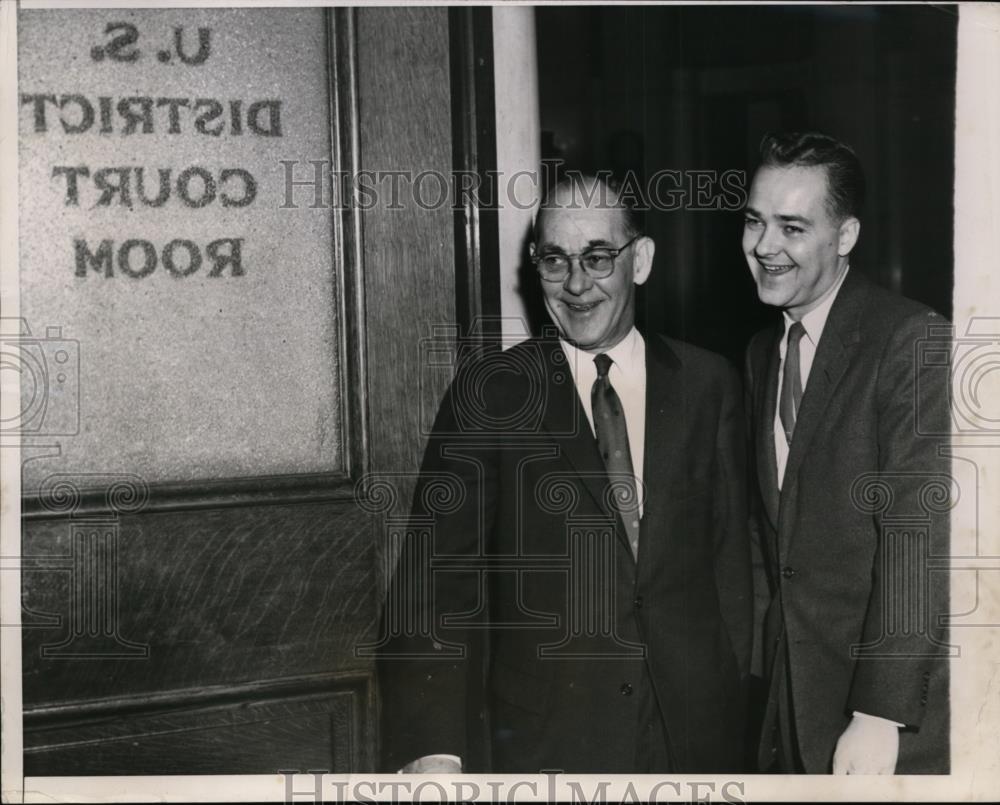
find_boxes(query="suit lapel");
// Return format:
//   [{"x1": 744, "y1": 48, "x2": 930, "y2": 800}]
[
  {"x1": 756, "y1": 325, "x2": 782, "y2": 529},
  {"x1": 641, "y1": 333, "x2": 683, "y2": 509},
  {"x1": 538, "y1": 334, "x2": 679, "y2": 561},
  {"x1": 537, "y1": 338, "x2": 617, "y2": 525},
  {"x1": 779, "y1": 272, "x2": 866, "y2": 532}
]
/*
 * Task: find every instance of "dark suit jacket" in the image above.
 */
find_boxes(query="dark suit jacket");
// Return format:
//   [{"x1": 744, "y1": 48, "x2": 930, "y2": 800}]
[
  {"x1": 378, "y1": 333, "x2": 753, "y2": 773},
  {"x1": 745, "y1": 270, "x2": 951, "y2": 773}
]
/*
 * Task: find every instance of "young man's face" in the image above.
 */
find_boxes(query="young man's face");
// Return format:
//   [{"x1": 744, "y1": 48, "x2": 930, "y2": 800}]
[
  {"x1": 534, "y1": 199, "x2": 653, "y2": 354},
  {"x1": 742, "y1": 164, "x2": 858, "y2": 320}
]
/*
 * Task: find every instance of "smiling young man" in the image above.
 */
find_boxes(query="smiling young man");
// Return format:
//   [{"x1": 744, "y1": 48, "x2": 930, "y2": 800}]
[
  {"x1": 378, "y1": 174, "x2": 753, "y2": 774},
  {"x1": 742, "y1": 132, "x2": 951, "y2": 774}
]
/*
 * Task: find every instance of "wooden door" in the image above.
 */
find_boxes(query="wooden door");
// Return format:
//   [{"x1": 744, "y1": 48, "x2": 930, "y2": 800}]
[{"x1": 19, "y1": 6, "x2": 481, "y2": 774}]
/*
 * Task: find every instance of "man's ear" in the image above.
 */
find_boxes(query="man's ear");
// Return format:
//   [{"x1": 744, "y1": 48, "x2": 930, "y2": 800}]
[
  {"x1": 632, "y1": 236, "x2": 655, "y2": 286},
  {"x1": 837, "y1": 217, "x2": 860, "y2": 257}
]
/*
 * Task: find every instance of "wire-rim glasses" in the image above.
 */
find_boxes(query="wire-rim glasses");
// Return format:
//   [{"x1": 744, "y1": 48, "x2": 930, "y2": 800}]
[{"x1": 530, "y1": 234, "x2": 641, "y2": 282}]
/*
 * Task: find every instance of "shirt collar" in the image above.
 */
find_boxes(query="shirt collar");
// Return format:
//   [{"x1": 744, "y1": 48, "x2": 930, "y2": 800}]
[
  {"x1": 560, "y1": 326, "x2": 644, "y2": 378},
  {"x1": 783, "y1": 265, "x2": 850, "y2": 345}
]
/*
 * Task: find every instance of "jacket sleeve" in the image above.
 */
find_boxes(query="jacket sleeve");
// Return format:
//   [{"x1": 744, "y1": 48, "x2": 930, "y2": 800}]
[
  {"x1": 845, "y1": 310, "x2": 951, "y2": 728},
  {"x1": 712, "y1": 359, "x2": 754, "y2": 680},
  {"x1": 376, "y1": 373, "x2": 499, "y2": 771},
  {"x1": 742, "y1": 341, "x2": 774, "y2": 681}
]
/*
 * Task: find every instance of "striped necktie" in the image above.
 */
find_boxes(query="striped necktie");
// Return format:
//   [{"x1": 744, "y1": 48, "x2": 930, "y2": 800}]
[{"x1": 779, "y1": 321, "x2": 806, "y2": 445}]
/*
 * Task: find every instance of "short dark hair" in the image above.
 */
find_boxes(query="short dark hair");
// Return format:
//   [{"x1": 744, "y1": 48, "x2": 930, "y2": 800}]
[
  {"x1": 757, "y1": 131, "x2": 866, "y2": 221},
  {"x1": 534, "y1": 172, "x2": 642, "y2": 241}
]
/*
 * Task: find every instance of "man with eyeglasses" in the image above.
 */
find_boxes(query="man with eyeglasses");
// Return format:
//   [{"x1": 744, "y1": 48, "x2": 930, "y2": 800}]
[{"x1": 378, "y1": 174, "x2": 752, "y2": 774}]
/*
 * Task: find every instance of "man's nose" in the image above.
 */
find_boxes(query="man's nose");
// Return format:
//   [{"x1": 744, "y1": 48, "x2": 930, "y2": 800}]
[
  {"x1": 752, "y1": 225, "x2": 780, "y2": 258},
  {"x1": 563, "y1": 258, "x2": 593, "y2": 295}
]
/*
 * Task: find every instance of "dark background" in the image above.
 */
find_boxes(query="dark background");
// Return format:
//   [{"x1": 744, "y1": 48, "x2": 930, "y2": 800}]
[{"x1": 536, "y1": 4, "x2": 957, "y2": 363}]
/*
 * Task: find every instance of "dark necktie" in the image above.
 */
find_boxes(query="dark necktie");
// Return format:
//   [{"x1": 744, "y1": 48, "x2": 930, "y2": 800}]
[
  {"x1": 779, "y1": 321, "x2": 806, "y2": 445},
  {"x1": 592, "y1": 353, "x2": 640, "y2": 558}
]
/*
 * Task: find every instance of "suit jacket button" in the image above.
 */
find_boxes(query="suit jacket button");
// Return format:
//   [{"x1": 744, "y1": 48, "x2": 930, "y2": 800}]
[
  {"x1": 781, "y1": 566, "x2": 796, "y2": 579},
  {"x1": 633, "y1": 596, "x2": 643, "y2": 609},
  {"x1": 620, "y1": 682, "x2": 633, "y2": 696}
]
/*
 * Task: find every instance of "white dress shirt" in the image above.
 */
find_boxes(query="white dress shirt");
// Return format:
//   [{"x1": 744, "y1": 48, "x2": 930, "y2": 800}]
[
  {"x1": 773, "y1": 266, "x2": 850, "y2": 489},
  {"x1": 560, "y1": 327, "x2": 646, "y2": 515}
]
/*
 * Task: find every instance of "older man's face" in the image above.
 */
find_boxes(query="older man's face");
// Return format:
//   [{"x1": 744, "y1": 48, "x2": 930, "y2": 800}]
[{"x1": 534, "y1": 202, "x2": 651, "y2": 354}]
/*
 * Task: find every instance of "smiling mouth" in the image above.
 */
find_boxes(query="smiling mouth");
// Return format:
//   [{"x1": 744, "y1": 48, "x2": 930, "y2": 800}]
[
  {"x1": 759, "y1": 262, "x2": 796, "y2": 276},
  {"x1": 564, "y1": 301, "x2": 601, "y2": 313}
]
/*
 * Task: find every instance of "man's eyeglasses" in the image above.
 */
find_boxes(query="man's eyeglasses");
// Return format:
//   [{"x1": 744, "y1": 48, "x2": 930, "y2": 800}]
[{"x1": 530, "y1": 234, "x2": 641, "y2": 282}]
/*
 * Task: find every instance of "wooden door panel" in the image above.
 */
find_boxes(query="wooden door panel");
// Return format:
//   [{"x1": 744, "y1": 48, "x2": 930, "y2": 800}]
[
  {"x1": 22, "y1": 501, "x2": 376, "y2": 706},
  {"x1": 20, "y1": 6, "x2": 462, "y2": 775},
  {"x1": 24, "y1": 679, "x2": 371, "y2": 775}
]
